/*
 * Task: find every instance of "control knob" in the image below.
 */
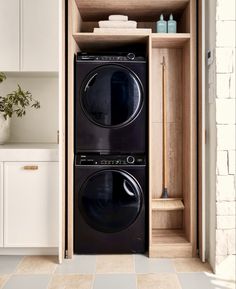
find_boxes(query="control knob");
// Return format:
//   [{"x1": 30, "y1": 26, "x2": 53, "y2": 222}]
[
  {"x1": 126, "y1": 156, "x2": 135, "y2": 164},
  {"x1": 127, "y1": 53, "x2": 135, "y2": 60}
]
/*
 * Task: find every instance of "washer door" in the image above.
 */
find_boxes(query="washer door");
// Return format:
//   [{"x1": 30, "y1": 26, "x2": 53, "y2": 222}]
[
  {"x1": 78, "y1": 170, "x2": 143, "y2": 233},
  {"x1": 80, "y1": 65, "x2": 143, "y2": 128}
]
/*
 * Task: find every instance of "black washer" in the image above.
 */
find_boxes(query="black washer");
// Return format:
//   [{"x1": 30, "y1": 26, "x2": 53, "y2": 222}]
[{"x1": 74, "y1": 154, "x2": 147, "y2": 254}]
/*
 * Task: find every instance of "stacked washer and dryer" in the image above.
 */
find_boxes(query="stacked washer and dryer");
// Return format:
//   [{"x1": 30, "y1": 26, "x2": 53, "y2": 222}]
[{"x1": 74, "y1": 52, "x2": 147, "y2": 254}]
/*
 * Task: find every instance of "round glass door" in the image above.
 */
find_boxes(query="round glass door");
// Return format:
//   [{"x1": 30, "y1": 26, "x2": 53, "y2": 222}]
[
  {"x1": 78, "y1": 170, "x2": 142, "y2": 233},
  {"x1": 80, "y1": 65, "x2": 143, "y2": 127}
]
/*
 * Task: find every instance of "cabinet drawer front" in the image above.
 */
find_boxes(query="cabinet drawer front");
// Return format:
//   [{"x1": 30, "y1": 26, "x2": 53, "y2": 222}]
[
  {"x1": 21, "y1": 0, "x2": 59, "y2": 71},
  {"x1": 4, "y1": 162, "x2": 58, "y2": 247},
  {"x1": 0, "y1": 0, "x2": 20, "y2": 71},
  {"x1": 0, "y1": 162, "x2": 3, "y2": 247}
]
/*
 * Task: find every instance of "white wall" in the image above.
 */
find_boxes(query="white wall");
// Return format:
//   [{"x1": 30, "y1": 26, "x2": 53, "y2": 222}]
[{"x1": 0, "y1": 74, "x2": 58, "y2": 143}]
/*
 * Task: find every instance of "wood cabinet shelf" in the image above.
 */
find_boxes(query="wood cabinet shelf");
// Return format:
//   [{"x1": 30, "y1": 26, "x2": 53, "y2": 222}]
[
  {"x1": 150, "y1": 229, "x2": 192, "y2": 258},
  {"x1": 73, "y1": 33, "x2": 148, "y2": 51},
  {"x1": 152, "y1": 198, "x2": 184, "y2": 211},
  {"x1": 73, "y1": 33, "x2": 190, "y2": 51},
  {"x1": 75, "y1": 0, "x2": 189, "y2": 21},
  {"x1": 152, "y1": 229, "x2": 187, "y2": 244},
  {"x1": 151, "y1": 33, "x2": 190, "y2": 47},
  {"x1": 67, "y1": 0, "x2": 198, "y2": 259}
]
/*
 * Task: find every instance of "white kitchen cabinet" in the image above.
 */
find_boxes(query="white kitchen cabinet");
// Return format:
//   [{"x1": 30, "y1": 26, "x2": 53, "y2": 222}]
[
  {"x1": 0, "y1": 0, "x2": 20, "y2": 71},
  {"x1": 4, "y1": 162, "x2": 58, "y2": 247},
  {"x1": 21, "y1": 0, "x2": 59, "y2": 71},
  {"x1": 0, "y1": 162, "x2": 3, "y2": 247}
]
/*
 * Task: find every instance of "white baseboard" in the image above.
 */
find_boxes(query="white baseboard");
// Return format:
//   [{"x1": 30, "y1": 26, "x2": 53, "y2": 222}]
[{"x1": 0, "y1": 247, "x2": 58, "y2": 255}]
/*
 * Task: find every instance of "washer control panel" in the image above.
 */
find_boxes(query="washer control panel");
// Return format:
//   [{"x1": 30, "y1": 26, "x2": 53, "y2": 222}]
[
  {"x1": 77, "y1": 53, "x2": 145, "y2": 62},
  {"x1": 76, "y1": 154, "x2": 146, "y2": 166}
]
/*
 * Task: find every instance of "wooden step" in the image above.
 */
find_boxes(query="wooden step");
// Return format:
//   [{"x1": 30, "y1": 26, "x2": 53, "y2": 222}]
[{"x1": 150, "y1": 229, "x2": 192, "y2": 258}]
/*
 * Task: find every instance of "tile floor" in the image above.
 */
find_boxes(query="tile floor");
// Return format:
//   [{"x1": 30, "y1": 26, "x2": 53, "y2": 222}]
[{"x1": 0, "y1": 255, "x2": 235, "y2": 289}]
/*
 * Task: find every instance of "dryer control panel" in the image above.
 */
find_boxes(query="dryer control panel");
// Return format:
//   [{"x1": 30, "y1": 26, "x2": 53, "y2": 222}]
[
  {"x1": 76, "y1": 154, "x2": 146, "y2": 166},
  {"x1": 77, "y1": 52, "x2": 146, "y2": 62}
]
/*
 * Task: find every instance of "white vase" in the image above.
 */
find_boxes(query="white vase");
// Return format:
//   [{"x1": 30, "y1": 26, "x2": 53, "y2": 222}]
[{"x1": 0, "y1": 113, "x2": 10, "y2": 144}]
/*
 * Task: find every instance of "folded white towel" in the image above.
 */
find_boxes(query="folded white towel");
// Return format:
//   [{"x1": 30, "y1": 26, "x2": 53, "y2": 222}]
[
  {"x1": 108, "y1": 15, "x2": 128, "y2": 21},
  {"x1": 94, "y1": 28, "x2": 152, "y2": 34},
  {"x1": 99, "y1": 20, "x2": 137, "y2": 28}
]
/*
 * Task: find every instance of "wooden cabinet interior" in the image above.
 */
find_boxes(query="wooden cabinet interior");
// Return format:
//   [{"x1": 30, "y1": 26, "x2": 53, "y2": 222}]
[{"x1": 67, "y1": 0, "x2": 196, "y2": 258}]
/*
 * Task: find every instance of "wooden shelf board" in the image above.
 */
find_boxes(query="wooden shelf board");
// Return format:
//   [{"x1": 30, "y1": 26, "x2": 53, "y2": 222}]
[
  {"x1": 150, "y1": 229, "x2": 192, "y2": 257},
  {"x1": 152, "y1": 229, "x2": 188, "y2": 244},
  {"x1": 73, "y1": 33, "x2": 190, "y2": 50},
  {"x1": 75, "y1": 0, "x2": 190, "y2": 21},
  {"x1": 151, "y1": 33, "x2": 190, "y2": 48},
  {"x1": 73, "y1": 33, "x2": 148, "y2": 51},
  {"x1": 152, "y1": 198, "x2": 184, "y2": 211},
  {"x1": 149, "y1": 243, "x2": 192, "y2": 258}
]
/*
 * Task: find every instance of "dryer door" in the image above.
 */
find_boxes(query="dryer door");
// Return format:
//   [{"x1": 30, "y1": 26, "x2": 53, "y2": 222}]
[
  {"x1": 80, "y1": 65, "x2": 143, "y2": 128},
  {"x1": 78, "y1": 170, "x2": 143, "y2": 233}
]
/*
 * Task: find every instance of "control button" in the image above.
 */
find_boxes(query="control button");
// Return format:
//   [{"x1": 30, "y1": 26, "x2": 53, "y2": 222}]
[
  {"x1": 126, "y1": 156, "x2": 135, "y2": 164},
  {"x1": 127, "y1": 53, "x2": 135, "y2": 60}
]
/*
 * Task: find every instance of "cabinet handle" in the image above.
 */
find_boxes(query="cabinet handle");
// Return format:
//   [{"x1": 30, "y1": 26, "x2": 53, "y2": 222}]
[{"x1": 23, "y1": 165, "x2": 39, "y2": 170}]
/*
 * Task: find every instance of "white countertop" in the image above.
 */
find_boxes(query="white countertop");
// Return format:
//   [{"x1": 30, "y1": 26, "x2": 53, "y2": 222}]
[{"x1": 0, "y1": 143, "x2": 59, "y2": 161}]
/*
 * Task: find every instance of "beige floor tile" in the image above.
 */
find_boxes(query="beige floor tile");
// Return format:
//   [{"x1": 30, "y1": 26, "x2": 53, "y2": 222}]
[
  {"x1": 16, "y1": 256, "x2": 57, "y2": 274},
  {"x1": 0, "y1": 275, "x2": 9, "y2": 289},
  {"x1": 48, "y1": 275, "x2": 93, "y2": 289},
  {"x1": 137, "y1": 273, "x2": 182, "y2": 289},
  {"x1": 174, "y1": 258, "x2": 212, "y2": 273},
  {"x1": 96, "y1": 255, "x2": 134, "y2": 273}
]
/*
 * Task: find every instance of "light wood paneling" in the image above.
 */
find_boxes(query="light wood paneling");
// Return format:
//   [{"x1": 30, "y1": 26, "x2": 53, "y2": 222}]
[
  {"x1": 153, "y1": 229, "x2": 187, "y2": 243},
  {"x1": 150, "y1": 229, "x2": 192, "y2": 258},
  {"x1": 150, "y1": 243, "x2": 192, "y2": 258},
  {"x1": 151, "y1": 123, "x2": 183, "y2": 199},
  {"x1": 182, "y1": 41, "x2": 190, "y2": 243},
  {"x1": 73, "y1": 33, "x2": 148, "y2": 51},
  {"x1": 152, "y1": 211, "x2": 183, "y2": 229},
  {"x1": 75, "y1": 0, "x2": 189, "y2": 21},
  {"x1": 150, "y1": 48, "x2": 183, "y2": 201},
  {"x1": 148, "y1": 35, "x2": 153, "y2": 249},
  {"x1": 151, "y1": 48, "x2": 183, "y2": 123},
  {"x1": 189, "y1": 0, "x2": 197, "y2": 256},
  {"x1": 181, "y1": 0, "x2": 197, "y2": 251},
  {"x1": 152, "y1": 34, "x2": 190, "y2": 48},
  {"x1": 67, "y1": 0, "x2": 197, "y2": 260},
  {"x1": 73, "y1": 33, "x2": 190, "y2": 51},
  {"x1": 178, "y1": 2, "x2": 190, "y2": 33}
]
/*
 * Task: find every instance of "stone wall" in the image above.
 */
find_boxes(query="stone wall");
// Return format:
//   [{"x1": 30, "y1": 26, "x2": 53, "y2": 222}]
[{"x1": 215, "y1": 0, "x2": 236, "y2": 277}]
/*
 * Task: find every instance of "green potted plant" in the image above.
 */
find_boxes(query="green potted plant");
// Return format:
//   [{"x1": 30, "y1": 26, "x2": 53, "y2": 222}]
[{"x1": 0, "y1": 72, "x2": 40, "y2": 144}]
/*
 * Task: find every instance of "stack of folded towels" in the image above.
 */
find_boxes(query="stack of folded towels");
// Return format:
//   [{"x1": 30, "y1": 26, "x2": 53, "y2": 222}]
[{"x1": 96, "y1": 15, "x2": 137, "y2": 31}]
